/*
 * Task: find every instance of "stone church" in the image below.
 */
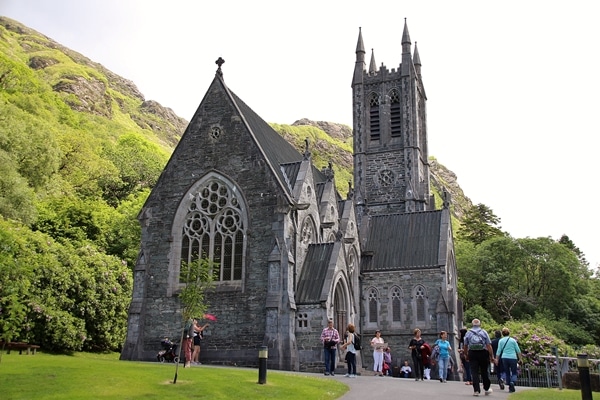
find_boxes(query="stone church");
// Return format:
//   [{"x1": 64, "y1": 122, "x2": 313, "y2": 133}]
[{"x1": 121, "y1": 21, "x2": 460, "y2": 373}]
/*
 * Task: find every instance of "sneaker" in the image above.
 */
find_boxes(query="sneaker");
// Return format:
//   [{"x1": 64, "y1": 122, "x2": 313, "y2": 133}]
[
  {"x1": 324, "y1": 372, "x2": 330, "y2": 376},
  {"x1": 440, "y1": 378, "x2": 443, "y2": 382},
  {"x1": 443, "y1": 380, "x2": 447, "y2": 383},
  {"x1": 509, "y1": 382, "x2": 515, "y2": 392},
  {"x1": 331, "y1": 373, "x2": 335, "y2": 376},
  {"x1": 499, "y1": 379, "x2": 505, "y2": 390},
  {"x1": 344, "y1": 373, "x2": 350, "y2": 377},
  {"x1": 473, "y1": 392, "x2": 480, "y2": 397},
  {"x1": 351, "y1": 374, "x2": 357, "y2": 378},
  {"x1": 485, "y1": 388, "x2": 493, "y2": 395}
]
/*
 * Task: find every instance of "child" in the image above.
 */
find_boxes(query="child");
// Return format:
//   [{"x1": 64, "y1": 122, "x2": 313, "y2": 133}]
[
  {"x1": 401, "y1": 360, "x2": 412, "y2": 378},
  {"x1": 383, "y1": 347, "x2": 393, "y2": 376}
]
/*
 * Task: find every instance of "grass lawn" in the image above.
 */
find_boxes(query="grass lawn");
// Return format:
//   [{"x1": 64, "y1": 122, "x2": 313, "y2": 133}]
[
  {"x1": 0, "y1": 352, "x2": 348, "y2": 399},
  {"x1": 512, "y1": 388, "x2": 589, "y2": 399}
]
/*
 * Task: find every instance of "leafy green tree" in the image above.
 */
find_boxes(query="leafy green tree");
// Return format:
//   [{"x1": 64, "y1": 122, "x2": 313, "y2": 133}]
[
  {"x1": 96, "y1": 191, "x2": 148, "y2": 268},
  {"x1": 457, "y1": 203, "x2": 504, "y2": 245},
  {"x1": 34, "y1": 196, "x2": 103, "y2": 243},
  {"x1": 559, "y1": 234, "x2": 589, "y2": 268},
  {"x1": 0, "y1": 220, "x2": 33, "y2": 354},
  {"x1": 174, "y1": 258, "x2": 214, "y2": 383},
  {"x1": 0, "y1": 218, "x2": 132, "y2": 352},
  {"x1": 0, "y1": 151, "x2": 37, "y2": 224},
  {"x1": 517, "y1": 237, "x2": 585, "y2": 318},
  {"x1": 100, "y1": 133, "x2": 169, "y2": 205},
  {"x1": 463, "y1": 304, "x2": 496, "y2": 328},
  {"x1": 465, "y1": 235, "x2": 586, "y2": 323}
]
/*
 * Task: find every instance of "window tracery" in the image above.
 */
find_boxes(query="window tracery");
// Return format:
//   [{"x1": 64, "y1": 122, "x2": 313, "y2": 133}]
[{"x1": 180, "y1": 178, "x2": 246, "y2": 282}]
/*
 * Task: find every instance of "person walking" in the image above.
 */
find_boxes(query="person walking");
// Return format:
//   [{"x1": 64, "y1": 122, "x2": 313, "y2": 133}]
[
  {"x1": 320, "y1": 319, "x2": 340, "y2": 376},
  {"x1": 370, "y1": 330, "x2": 385, "y2": 376},
  {"x1": 495, "y1": 327, "x2": 522, "y2": 393},
  {"x1": 490, "y1": 330, "x2": 505, "y2": 389},
  {"x1": 341, "y1": 323, "x2": 357, "y2": 378},
  {"x1": 459, "y1": 328, "x2": 473, "y2": 385},
  {"x1": 408, "y1": 328, "x2": 425, "y2": 381},
  {"x1": 464, "y1": 319, "x2": 494, "y2": 396},
  {"x1": 434, "y1": 331, "x2": 452, "y2": 383}
]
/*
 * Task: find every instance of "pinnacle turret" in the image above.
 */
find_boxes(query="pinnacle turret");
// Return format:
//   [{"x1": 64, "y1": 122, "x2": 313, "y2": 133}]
[
  {"x1": 352, "y1": 27, "x2": 367, "y2": 85},
  {"x1": 369, "y1": 49, "x2": 377, "y2": 74}
]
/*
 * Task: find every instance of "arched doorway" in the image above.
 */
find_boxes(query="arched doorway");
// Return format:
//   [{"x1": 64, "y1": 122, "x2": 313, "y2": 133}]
[{"x1": 333, "y1": 281, "x2": 348, "y2": 363}]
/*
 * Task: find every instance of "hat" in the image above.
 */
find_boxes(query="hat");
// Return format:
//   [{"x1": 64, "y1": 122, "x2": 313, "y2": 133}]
[{"x1": 375, "y1": 329, "x2": 381, "y2": 333}]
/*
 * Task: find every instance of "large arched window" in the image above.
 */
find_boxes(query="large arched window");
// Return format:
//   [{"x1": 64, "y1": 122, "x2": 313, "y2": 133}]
[
  {"x1": 176, "y1": 174, "x2": 247, "y2": 285},
  {"x1": 368, "y1": 287, "x2": 379, "y2": 324},
  {"x1": 390, "y1": 286, "x2": 403, "y2": 323},
  {"x1": 414, "y1": 285, "x2": 427, "y2": 323}
]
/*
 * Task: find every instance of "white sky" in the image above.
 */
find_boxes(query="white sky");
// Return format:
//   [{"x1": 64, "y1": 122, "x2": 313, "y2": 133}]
[{"x1": 2, "y1": 0, "x2": 599, "y2": 269}]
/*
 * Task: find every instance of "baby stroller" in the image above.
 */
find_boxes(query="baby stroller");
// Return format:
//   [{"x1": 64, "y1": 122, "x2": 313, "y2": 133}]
[{"x1": 157, "y1": 338, "x2": 179, "y2": 363}]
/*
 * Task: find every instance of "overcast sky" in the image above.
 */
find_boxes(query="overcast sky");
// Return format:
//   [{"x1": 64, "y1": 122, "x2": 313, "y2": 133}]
[{"x1": 2, "y1": 0, "x2": 599, "y2": 269}]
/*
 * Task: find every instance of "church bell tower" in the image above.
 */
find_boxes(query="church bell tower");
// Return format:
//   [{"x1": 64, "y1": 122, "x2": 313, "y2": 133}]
[{"x1": 352, "y1": 20, "x2": 431, "y2": 224}]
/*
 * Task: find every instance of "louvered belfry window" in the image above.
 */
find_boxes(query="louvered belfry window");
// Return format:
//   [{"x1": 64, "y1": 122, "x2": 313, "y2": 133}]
[
  {"x1": 180, "y1": 178, "x2": 245, "y2": 281},
  {"x1": 390, "y1": 89, "x2": 401, "y2": 138},
  {"x1": 369, "y1": 93, "x2": 380, "y2": 141}
]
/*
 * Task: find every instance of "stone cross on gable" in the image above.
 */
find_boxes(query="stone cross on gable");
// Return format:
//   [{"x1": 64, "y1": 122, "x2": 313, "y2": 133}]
[{"x1": 216, "y1": 57, "x2": 225, "y2": 76}]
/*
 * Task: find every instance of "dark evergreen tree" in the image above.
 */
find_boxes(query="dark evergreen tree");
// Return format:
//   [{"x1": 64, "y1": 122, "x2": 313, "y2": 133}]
[{"x1": 457, "y1": 203, "x2": 504, "y2": 245}]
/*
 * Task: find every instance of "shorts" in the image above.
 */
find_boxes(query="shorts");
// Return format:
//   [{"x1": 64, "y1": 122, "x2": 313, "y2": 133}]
[{"x1": 193, "y1": 335, "x2": 201, "y2": 346}]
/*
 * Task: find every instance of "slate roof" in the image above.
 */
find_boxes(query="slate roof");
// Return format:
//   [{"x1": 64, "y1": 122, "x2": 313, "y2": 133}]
[
  {"x1": 296, "y1": 243, "x2": 335, "y2": 304},
  {"x1": 227, "y1": 88, "x2": 328, "y2": 196},
  {"x1": 361, "y1": 210, "x2": 444, "y2": 271}
]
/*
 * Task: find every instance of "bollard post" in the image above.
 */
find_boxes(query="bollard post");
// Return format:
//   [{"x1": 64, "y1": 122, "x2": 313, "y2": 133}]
[
  {"x1": 258, "y1": 346, "x2": 268, "y2": 384},
  {"x1": 577, "y1": 354, "x2": 593, "y2": 400}
]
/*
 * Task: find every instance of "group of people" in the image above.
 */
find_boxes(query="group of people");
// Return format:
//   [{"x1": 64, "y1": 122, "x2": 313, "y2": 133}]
[
  {"x1": 321, "y1": 318, "x2": 522, "y2": 396},
  {"x1": 183, "y1": 318, "x2": 210, "y2": 368},
  {"x1": 460, "y1": 319, "x2": 522, "y2": 396}
]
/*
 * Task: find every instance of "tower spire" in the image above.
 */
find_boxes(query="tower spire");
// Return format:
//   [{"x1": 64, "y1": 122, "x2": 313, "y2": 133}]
[
  {"x1": 401, "y1": 18, "x2": 413, "y2": 76},
  {"x1": 413, "y1": 41, "x2": 422, "y2": 77},
  {"x1": 352, "y1": 27, "x2": 366, "y2": 85},
  {"x1": 369, "y1": 48, "x2": 377, "y2": 74}
]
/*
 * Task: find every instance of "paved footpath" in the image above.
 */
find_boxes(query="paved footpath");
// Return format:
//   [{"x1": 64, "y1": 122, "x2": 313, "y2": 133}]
[{"x1": 327, "y1": 374, "x2": 535, "y2": 400}]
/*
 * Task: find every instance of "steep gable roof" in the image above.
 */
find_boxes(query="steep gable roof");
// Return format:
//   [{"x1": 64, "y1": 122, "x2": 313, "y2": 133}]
[
  {"x1": 362, "y1": 210, "x2": 445, "y2": 271},
  {"x1": 223, "y1": 82, "x2": 330, "y2": 198}
]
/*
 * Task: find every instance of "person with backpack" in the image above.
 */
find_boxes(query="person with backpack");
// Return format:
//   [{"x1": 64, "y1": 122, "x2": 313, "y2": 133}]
[
  {"x1": 464, "y1": 319, "x2": 495, "y2": 396},
  {"x1": 341, "y1": 323, "x2": 358, "y2": 378}
]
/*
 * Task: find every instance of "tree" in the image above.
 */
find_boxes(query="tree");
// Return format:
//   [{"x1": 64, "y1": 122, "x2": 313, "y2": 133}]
[
  {"x1": 173, "y1": 257, "x2": 214, "y2": 383},
  {"x1": 559, "y1": 234, "x2": 589, "y2": 268},
  {"x1": 457, "y1": 203, "x2": 504, "y2": 245}
]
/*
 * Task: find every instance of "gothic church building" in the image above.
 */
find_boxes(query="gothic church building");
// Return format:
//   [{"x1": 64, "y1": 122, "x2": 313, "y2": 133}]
[{"x1": 121, "y1": 21, "x2": 459, "y2": 372}]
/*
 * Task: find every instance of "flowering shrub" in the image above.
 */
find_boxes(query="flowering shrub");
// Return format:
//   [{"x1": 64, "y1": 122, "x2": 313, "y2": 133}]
[{"x1": 495, "y1": 322, "x2": 575, "y2": 368}]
